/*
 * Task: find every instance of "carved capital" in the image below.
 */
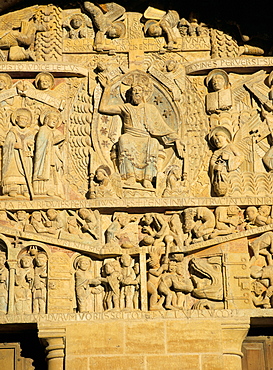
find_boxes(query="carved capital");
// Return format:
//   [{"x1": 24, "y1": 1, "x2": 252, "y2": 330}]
[
  {"x1": 221, "y1": 320, "x2": 250, "y2": 370},
  {"x1": 38, "y1": 326, "x2": 66, "y2": 370}
]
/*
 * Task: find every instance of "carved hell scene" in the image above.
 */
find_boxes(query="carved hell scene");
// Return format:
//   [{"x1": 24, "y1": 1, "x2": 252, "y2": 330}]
[{"x1": 0, "y1": 1, "x2": 273, "y2": 369}]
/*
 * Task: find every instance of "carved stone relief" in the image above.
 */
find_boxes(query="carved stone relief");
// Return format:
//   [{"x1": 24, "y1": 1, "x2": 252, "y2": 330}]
[{"x1": 0, "y1": 1, "x2": 271, "y2": 323}]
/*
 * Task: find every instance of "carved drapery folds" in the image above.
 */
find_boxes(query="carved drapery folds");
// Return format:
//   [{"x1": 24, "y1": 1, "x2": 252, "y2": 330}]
[
  {"x1": 0, "y1": 1, "x2": 272, "y2": 321},
  {"x1": 0, "y1": 205, "x2": 272, "y2": 313}
]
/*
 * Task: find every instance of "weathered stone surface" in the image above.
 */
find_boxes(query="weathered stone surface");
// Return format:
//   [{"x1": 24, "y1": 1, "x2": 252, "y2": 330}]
[{"x1": 0, "y1": 1, "x2": 272, "y2": 369}]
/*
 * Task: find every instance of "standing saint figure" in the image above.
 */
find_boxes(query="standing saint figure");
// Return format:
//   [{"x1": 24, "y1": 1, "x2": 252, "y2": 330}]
[
  {"x1": 209, "y1": 125, "x2": 244, "y2": 196},
  {"x1": 74, "y1": 256, "x2": 102, "y2": 313},
  {"x1": 32, "y1": 252, "x2": 48, "y2": 313},
  {"x1": 14, "y1": 254, "x2": 34, "y2": 314},
  {"x1": 2, "y1": 108, "x2": 35, "y2": 198},
  {"x1": 33, "y1": 109, "x2": 65, "y2": 197},
  {"x1": 98, "y1": 74, "x2": 185, "y2": 189}
]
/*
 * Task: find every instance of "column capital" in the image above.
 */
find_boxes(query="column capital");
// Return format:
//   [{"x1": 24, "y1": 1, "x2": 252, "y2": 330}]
[{"x1": 38, "y1": 326, "x2": 66, "y2": 370}]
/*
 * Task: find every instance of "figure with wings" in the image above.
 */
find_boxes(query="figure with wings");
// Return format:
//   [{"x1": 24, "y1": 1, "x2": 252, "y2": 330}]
[
  {"x1": 98, "y1": 73, "x2": 185, "y2": 190},
  {"x1": 144, "y1": 7, "x2": 180, "y2": 49},
  {"x1": 84, "y1": 2, "x2": 125, "y2": 51},
  {"x1": 0, "y1": 6, "x2": 45, "y2": 61},
  {"x1": 209, "y1": 125, "x2": 244, "y2": 196},
  {"x1": 63, "y1": 13, "x2": 93, "y2": 40},
  {"x1": 242, "y1": 70, "x2": 273, "y2": 172},
  {"x1": 205, "y1": 69, "x2": 232, "y2": 114}
]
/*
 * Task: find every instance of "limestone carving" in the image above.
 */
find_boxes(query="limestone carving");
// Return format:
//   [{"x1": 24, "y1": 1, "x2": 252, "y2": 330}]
[
  {"x1": 178, "y1": 17, "x2": 208, "y2": 37},
  {"x1": 158, "y1": 256, "x2": 193, "y2": 310},
  {"x1": 88, "y1": 165, "x2": 122, "y2": 199},
  {"x1": 147, "y1": 246, "x2": 167, "y2": 311},
  {"x1": 250, "y1": 265, "x2": 273, "y2": 308},
  {"x1": 105, "y1": 212, "x2": 138, "y2": 249},
  {"x1": 84, "y1": 2, "x2": 125, "y2": 51},
  {"x1": 100, "y1": 259, "x2": 122, "y2": 310},
  {"x1": 205, "y1": 69, "x2": 232, "y2": 114},
  {"x1": 78, "y1": 208, "x2": 99, "y2": 240},
  {"x1": 32, "y1": 252, "x2": 48, "y2": 313},
  {"x1": 183, "y1": 207, "x2": 215, "y2": 245},
  {"x1": 63, "y1": 13, "x2": 94, "y2": 40},
  {"x1": 14, "y1": 253, "x2": 34, "y2": 314},
  {"x1": 0, "y1": 7, "x2": 45, "y2": 61},
  {"x1": 141, "y1": 213, "x2": 170, "y2": 247},
  {"x1": 33, "y1": 109, "x2": 65, "y2": 197},
  {"x1": 190, "y1": 256, "x2": 224, "y2": 309},
  {"x1": 120, "y1": 254, "x2": 138, "y2": 310},
  {"x1": 249, "y1": 232, "x2": 273, "y2": 265},
  {"x1": 98, "y1": 71, "x2": 185, "y2": 190},
  {"x1": 74, "y1": 255, "x2": 103, "y2": 313},
  {"x1": 0, "y1": 1, "x2": 272, "y2": 323},
  {"x1": 0, "y1": 251, "x2": 8, "y2": 314},
  {"x1": 144, "y1": 8, "x2": 180, "y2": 50},
  {"x1": 208, "y1": 125, "x2": 244, "y2": 197},
  {"x1": 2, "y1": 108, "x2": 35, "y2": 198},
  {"x1": 210, "y1": 206, "x2": 243, "y2": 238}
]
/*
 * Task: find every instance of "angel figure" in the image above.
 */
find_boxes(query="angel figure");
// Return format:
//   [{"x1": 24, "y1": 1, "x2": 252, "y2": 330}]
[
  {"x1": 63, "y1": 13, "x2": 94, "y2": 40},
  {"x1": 209, "y1": 125, "x2": 244, "y2": 196},
  {"x1": 84, "y1": 2, "x2": 125, "y2": 51},
  {"x1": 238, "y1": 70, "x2": 273, "y2": 172},
  {"x1": 162, "y1": 164, "x2": 187, "y2": 197},
  {"x1": 88, "y1": 165, "x2": 123, "y2": 198},
  {"x1": 205, "y1": 69, "x2": 232, "y2": 114},
  {"x1": 15, "y1": 72, "x2": 66, "y2": 112},
  {"x1": 144, "y1": 7, "x2": 180, "y2": 49},
  {"x1": 0, "y1": 6, "x2": 45, "y2": 61}
]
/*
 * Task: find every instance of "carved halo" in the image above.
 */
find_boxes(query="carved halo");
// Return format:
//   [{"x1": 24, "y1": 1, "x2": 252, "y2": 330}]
[
  {"x1": 11, "y1": 108, "x2": 32, "y2": 127},
  {"x1": 39, "y1": 108, "x2": 62, "y2": 128},
  {"x1": 111, "y1": 21, "x2": 126, "y2": 38},
  {"x1": 73, "y1": 255, "x2": 92, "y2": 270},
  {"x1": 0, "y1": 73, "x2": 12, "y2": 89},
  {"x1": 120, "y1": 71, "x2": 154, "y2": 102},
  {"x1": 34, "y1": 72, "x2": 55, "y2": 90},
  {"x1": 144, "y1": 19, "x2": 158, "y2": 35},
  {"x1": 208, "y1": 124, "x2": 233, "y2": 148},
  {"x1": 18, "y1": 253, "x2": 33, "y2": 267},
  {"x1": 63, "y1": 13, "x2": 86, "y2": 28},
  {"x1": 95, "y1": 165, "x2": 111, "y2": 177},
  {"x1": 206, "y1": 69, "x2": 229, "y2": 89}
]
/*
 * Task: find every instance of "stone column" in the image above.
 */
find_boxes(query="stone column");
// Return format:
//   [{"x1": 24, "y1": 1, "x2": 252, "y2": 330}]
[
  {"x1": 39, "y1": 327, "x2": 66, "y2": 370},
  {"x1": 139, "y1": 250, "x2": 148, "y2": 311},
  {"x1": 221, "y1": 320, "x2": 250, "y2": 370},
  {"x1": 7, "y1": 260, "x2": 17, "y2": 314}
]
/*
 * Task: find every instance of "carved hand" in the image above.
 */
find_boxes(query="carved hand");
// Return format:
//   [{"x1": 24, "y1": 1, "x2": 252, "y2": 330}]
[{"x1": 98, "y1": 73, "x2": 109, "y2": 89}]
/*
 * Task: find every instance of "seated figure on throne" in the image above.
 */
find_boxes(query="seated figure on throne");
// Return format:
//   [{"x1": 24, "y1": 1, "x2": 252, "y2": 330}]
[{"x1": 98, "y1": 74, "x2": 184, "y2": 189}]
